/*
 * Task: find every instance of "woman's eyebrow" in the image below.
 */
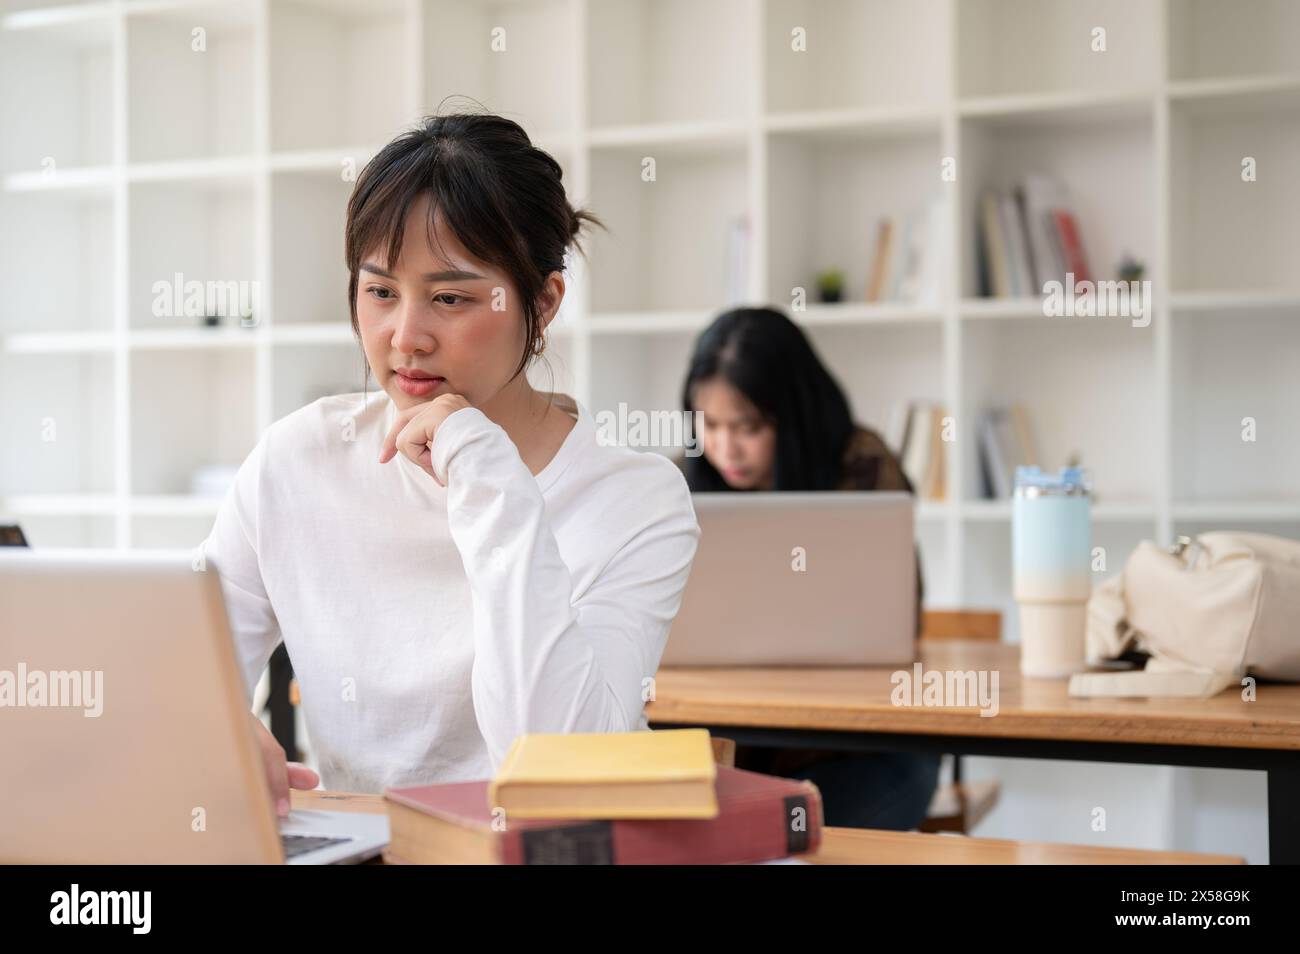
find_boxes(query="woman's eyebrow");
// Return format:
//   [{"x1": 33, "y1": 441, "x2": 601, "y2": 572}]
[{"x1": 360, "y1": 262, "x2": 485, "y2": 281}]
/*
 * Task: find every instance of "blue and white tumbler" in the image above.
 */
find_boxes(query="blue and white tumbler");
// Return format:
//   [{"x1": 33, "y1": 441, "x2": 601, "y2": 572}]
[{"x1": 1012, "y1": 466, "x2": 1092, "y2": 678}]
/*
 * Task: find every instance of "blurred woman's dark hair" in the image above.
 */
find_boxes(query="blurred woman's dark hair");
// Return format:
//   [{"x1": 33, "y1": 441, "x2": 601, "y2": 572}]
[
  {"x1": 681, "y1": 306, "x2": 856, "y2": 491},
  {"x1": 345, "y1": 109, "x2": 603, "y2": 380}
]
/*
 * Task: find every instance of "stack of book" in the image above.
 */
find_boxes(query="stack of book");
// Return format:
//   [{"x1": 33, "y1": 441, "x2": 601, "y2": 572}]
[
  {"x1": 381, "y1": 728, "x2": 824, "y2": 864},
  {"x1": 885, "y1": 401, "x2": 949, "y2": 501},
  {"x1": 865, "y1": 196, "x2": 945, "y2": 307},
  {"x1": 977, "y1": 404, "x2": 1040, "y2": 499},
  {"x1": 976, "y1": 175, "x2": 1092, "y2": 298}
]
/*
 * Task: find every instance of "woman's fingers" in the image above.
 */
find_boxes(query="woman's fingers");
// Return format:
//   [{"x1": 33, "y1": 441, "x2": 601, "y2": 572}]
[
  {"x1": 396, "y1": 417, "x2": 438, "y2": 478},
  {"x1": 286, "y1": 762, "x2": 320, "y2": 791},
  {"x1": 251, "y1": 714, "x2": 292, "y2": 817},
  {"x1": 378, "y1": 394, "x2": 468, "y2": 485},
  {"x1": 379, "y1": 404, "x2": 424, "y2": 464}
]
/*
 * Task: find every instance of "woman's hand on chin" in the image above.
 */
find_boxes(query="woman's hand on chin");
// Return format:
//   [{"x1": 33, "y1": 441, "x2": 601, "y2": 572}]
[{"x1": 379, "y1": 392, "x2": 472, "y2": 485}]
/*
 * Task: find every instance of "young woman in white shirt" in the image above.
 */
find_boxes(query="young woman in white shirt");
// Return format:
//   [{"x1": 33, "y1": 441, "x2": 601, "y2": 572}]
[{"x1": 203, "y1": 113, "x2": 700, "y2": 815}]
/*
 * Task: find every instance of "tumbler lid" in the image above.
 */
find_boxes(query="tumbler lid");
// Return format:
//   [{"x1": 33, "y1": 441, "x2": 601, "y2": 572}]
[{"x1": 1014, "y1": 465, "x2": 1091, "y2": 497}]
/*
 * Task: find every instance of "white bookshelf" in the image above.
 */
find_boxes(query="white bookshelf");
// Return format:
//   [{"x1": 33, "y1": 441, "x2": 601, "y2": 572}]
[{"x1": 3, "y1": 0, "x2": 1298, "y2": 631}]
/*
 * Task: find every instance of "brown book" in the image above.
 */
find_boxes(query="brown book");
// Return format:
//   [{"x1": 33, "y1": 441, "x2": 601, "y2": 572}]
[
  {"x1": 865, "y1": 217, "x2": 895, "y2": 302},
  {"x1": 925, "y1": 404, "x2": 948, "y2": 501},
  {"x1": 1010, "y1": 403, "x2": 1039, "y2": 468},
  {"x1": 382, "y1": 765, "x2": 823, "y2": 864}
]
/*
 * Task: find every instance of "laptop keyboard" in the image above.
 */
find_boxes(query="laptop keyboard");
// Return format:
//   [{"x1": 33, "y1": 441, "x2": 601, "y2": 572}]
[{"x1": 281, "y1": 833, "x2": 353, "y2": 859}]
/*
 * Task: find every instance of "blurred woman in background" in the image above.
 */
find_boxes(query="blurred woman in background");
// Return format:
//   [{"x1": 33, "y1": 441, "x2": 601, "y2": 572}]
[{"x1": 680, "y1": 305, "x2": 938, "y2": 831}]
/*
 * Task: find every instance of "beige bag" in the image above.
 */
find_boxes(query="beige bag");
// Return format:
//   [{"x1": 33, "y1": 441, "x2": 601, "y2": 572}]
[{"x1": 1070, "y1": 532, "x2": 1300, "y2": 698}]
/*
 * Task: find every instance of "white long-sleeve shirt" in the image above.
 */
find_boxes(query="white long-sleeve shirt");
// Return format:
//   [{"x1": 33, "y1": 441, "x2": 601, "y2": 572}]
[{"x1": 200, "y1": 389, "x2": 700, "y2": 794}]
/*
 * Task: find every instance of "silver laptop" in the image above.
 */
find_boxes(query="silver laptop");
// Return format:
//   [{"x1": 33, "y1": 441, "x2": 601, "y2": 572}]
[
  {"x1": 0, "y1": 549, "x2": 388, "y2": 864},
  {"x1": 661, "y1": 492, "x2": 917, "y2": 667}
]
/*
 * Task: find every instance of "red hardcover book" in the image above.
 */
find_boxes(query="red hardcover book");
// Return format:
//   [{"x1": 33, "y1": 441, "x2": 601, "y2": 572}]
[
  {"x1": 383, "y1": 765, "x2": 823, "y2": 864},
  {"x1": 1051, "y1": 209, "x2": 1091, "y2": 285}
]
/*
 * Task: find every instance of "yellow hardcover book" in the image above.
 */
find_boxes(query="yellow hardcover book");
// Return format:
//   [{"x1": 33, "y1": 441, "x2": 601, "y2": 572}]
[{"x1": 488, "y1": 728, "x2": 719, "y2": 820}]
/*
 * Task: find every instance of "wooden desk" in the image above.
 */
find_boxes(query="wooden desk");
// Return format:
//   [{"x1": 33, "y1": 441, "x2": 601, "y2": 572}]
[
  {"x1": 291, "y1": 790, "x2": 1242, "y2": 864},
  {"x1": 645, "y1": 640, "x2": 1300, "y2": 863}
]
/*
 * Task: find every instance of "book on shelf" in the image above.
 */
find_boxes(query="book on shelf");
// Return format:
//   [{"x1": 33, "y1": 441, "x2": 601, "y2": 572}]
[
  {"x1": 1018, "y1": 174, "x2": 1069, "y2": 290},
  {"x1": 999, "y1": 193, "x2": 1034, "y2": 297},
  {"x1": 978, "y1": 177, "x2": 1093, "y2": 298},
  {"x1": 977, "y1": 404, "x2": 1040, "y2": 499},
  {"x1": 887, "y1": 213, "x2": 914, "y2": 302},
  {"x1": 978, "y1": 191, "x2": 1011, "y2": 297},
  {"x1": 382, "y1": 763, "x2": 824, "y2": 865},
  {"x1": 865, "y1": 217, "x2": 895, "y2": 303},
  {"x1": 924, "y1": 404, "x2": 948, "y2": 501},
  {"x1": 884, "y1": 400, "x2": 911, "y2": 457},
  {"x1": 865, "y1": 196, "x2": 943, "y2": 307},
  {"x1": 1050, "y1": 208, "x2": 1091, "y2": 286},
  {"x1": 723, "y1": 213, "x2": 750, "y2": 306},
  {"x1": 895, "y1": 401, "x2": 948, "y2": 502}
]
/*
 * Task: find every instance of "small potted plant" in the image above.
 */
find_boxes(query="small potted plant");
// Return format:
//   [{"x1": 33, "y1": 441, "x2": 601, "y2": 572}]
[
  {"x1": 816, "y1": 268, "x2": 844, "y2": 303},
  {"x1": 1118, "y1": 253, "x2": 1145, "y2": 283}
]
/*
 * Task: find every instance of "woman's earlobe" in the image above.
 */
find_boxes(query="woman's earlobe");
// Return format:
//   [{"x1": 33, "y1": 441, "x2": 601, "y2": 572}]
[{"x1": 540, "y1": 272, "x2": 565, "y2": 323}]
